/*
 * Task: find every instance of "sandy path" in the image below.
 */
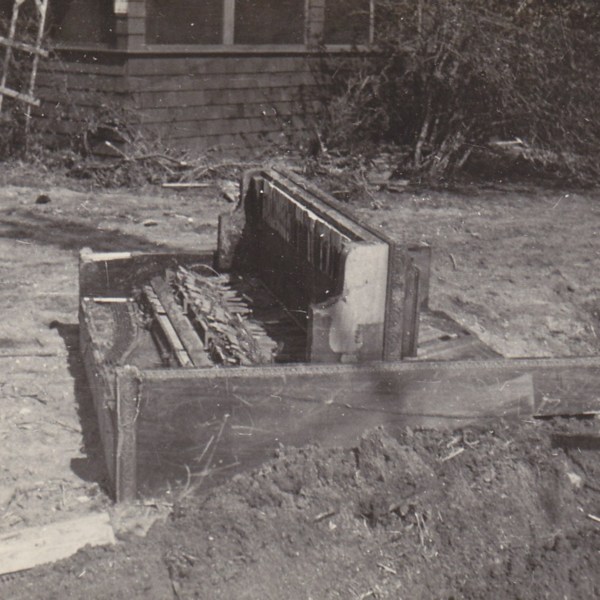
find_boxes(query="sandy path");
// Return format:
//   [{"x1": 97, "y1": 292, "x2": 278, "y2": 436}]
[{"x1": 0, "y1": 183, "x2": 224, "y2": 529}]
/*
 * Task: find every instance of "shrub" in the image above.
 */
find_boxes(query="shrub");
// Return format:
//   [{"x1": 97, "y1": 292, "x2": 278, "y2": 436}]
[
  {"x1": 0, "y1": 8, "x2": 40, "y2": 159},
  {"x1": 313, "y1": 0, "x2": 600, "y2": 183}
]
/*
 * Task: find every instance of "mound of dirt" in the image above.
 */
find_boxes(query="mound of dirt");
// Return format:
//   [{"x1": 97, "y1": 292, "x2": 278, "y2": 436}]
[{"x1": 4, "y1": 419, "x2": 600, "y2": 599}]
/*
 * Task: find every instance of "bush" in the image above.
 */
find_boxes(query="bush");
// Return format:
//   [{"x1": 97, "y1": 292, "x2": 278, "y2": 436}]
[
  {"x1": 0, "y1": 8, "x2": 40, "y2": 159},
  {"x1": 313, "y1": 0, "x2": 600, "y2": 183}
]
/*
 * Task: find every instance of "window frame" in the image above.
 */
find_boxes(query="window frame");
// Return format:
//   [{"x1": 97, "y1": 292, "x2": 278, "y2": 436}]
[
  {"x1": 46, "y1": 0, "x2": 377, "y2": 53},
  {"x1": 145, "y1": 0, "x2": 310, "y2": 49}
]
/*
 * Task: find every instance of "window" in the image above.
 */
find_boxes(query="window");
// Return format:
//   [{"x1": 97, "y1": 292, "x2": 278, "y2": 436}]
[
  {"x1": 324, "y1": 0, "x2": 372, "y2": 45},
  {"x1": 234, "y1": 0, "x2": 304, "y2": 45},
  {"x1": 146, "y1": 0, "x2": 223, "y2": 45},
  {"x1": 48, "y1": 0, "x2": 115, "y2": 45},
  {"x1": 146, "y1": 0, "x2": 305, "y2": 46}
]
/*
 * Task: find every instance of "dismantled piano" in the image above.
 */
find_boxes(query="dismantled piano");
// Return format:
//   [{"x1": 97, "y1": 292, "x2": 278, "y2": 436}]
[{"x1": 79, "y1": 167, "x2": 600, "y2": 501}]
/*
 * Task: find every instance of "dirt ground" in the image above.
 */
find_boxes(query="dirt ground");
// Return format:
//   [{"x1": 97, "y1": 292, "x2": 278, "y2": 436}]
[{"x1": 0, "y1": 166, "x2": 599, "y2": 598}]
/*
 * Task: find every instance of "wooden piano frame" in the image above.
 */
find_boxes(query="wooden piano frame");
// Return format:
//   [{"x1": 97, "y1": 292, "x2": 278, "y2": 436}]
[{"x1": 79, "y1": 168, "x2": 600, "y2": 501}]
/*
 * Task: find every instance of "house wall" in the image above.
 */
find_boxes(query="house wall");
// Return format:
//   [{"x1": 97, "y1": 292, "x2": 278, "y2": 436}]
[
  {"x1": 126, "y1": 52, "x2": 323, "y2": 150},
  {"x1": 49, "y1": 0, "x2": 116, "y2": 45},
  {"x1": 2, "y1": 0, "x2": 368, "y2": 151},
  {"x1": 34, "y1": 49, "x2": 323, "y2": 151},
  {"x1": 34, "y1": 52, "x2": 128, "y2": 148}
]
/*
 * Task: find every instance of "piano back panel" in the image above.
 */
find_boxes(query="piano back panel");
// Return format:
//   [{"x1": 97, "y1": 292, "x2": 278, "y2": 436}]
[
  {"x1": 221, "y1": 170, "x2": 396, "y2": 363},
  {"x1": 309, "y1": 241, "x2": 389, "y2": 363},
  {"x1": 255, "y1": 178, "x2": 346, "y2": 314}
]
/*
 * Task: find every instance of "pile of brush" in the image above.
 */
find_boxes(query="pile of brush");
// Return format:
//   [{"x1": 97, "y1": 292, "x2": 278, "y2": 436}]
[{"x1": 170, "y1": 266, "x2": 277, "y2": 366}]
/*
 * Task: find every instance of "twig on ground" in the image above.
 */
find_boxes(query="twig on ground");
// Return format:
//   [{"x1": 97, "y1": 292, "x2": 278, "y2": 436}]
[
  {"x1": 377, "y1": 562, "x2": 398, "y2": 575},
  {"x1": 0, "y1": 352, "x2": 65, "y2": 358},
  {"x1": 161, "y1": 182, "x2": 212, "y2": 189},
  {"x1": 50, "y1": 419, "x2": 80, "y2": 434},
  {"x1": 441, "y1": 447, "x2": 465, "y2": 462},
  {"x1": 449, "y1": 253, "x2": 458, "y2": 270},
  {"x1": 313, "y1": 510, "x2": 337, "y2": 523},
  {"x1": 587, "y1": 513, "x2": 600, "y2": 524},
  {"x1": 415, "y1": 511, "x2": 428, "y2": 547}
]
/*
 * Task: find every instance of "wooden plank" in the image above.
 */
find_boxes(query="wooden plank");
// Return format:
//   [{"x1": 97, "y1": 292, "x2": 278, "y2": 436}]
[
  {"x1": 36, "y1": 83, "x2": 123, "y2": 100},
  {"x1": 401, "y1": 261, "x2": 420, "y2": 358},
  {"x1": 307, "y1": 0, "x2": 326, "y2": 46},
  {"x1": 173, "y1": 130, "x2": 294, "y2": 151},
  {"x1": 383, "y1": 243, "x2": 409, "y2": 361},
  {"x1": 217, "y1": 203, "x2": 247, "y2": 272},
  {"x1": 37, "y1": 83, "x2": 127, "y2": 100},
  {"x1": 417, "y1": 335, "x2": 501, "y2": 360},
  {"x1": 408, "y1": 244, "x2": 432, "y2": 309},
  {"x1": 0, "y1": 85, "x2": 40, "y2": 106},
  {"x1": 136, "y1": 86, "x2": 312, "y2": 111},
  {"x1": 116, "y1": 367, "x2": 141, "y2": 503},
  {"x1": 0, "y1": 35, "x2": 48, "y2": 57},
  {"x1": 126, "y1": 55, "x2": 313, "y2": 77},
  {"x1": 127, "y1": 70, "x2": 318, "y2": 93},
  {"x1": 223, "y1": 0, "x2": 235, "y2": 45},
  {"x1": 140, "y1": 95, "x2": 319, "y2": 117},
  {"x1": 128, "y1": 17, "x2": 147, "y2": 36},
  {"x1": 36, "y1": 70, "x2": 118, "y2": 86},
  {"x1": 46, "y1": 125, "x2": 271, "y2": 153},
  {"x1": 416, "y1": 314, "x2": 501, "y2": 360},
  {"x1": 0, "y1": 512, "x2": 115, "y2": 575},
  {"x1": 309, "y1": 242, "x2": 388, "y2": 362},
  {"x1": 144, "y1": 286, "x2": 193, "y2": 367},
  {"x1": 416, "y1": 309, "x2": 501, "y2": 360},
  {"x1": 128, "y1": 0, "x2": 147, "y2": 17},
  {"x1": 271, "y1": 167, "x2": 398, "y2": 244},
  {"x1": 38, "y1": 94, "x2": 130, "y2": 114},
  {"x1": 149, "y1": 276, "x2": 212, "y2": 368},
  {"x1": 37, "y1": 71, "x2": 126, "y2": 90},
  {"x1": 257, "y1": 169, "x2": 382, "y2": 242},
  {"x1": 128, "y1": 357, "x2": 559, "y2": 497},
  {"x1": 136, "y1": 99, "x2": 318, "y2": 123},
  {"x1": 115, "y1": 15, "x2": 146, "y2": 37},
  {"x1": 82, "y1": 251, "x2": 133, "y2": 262},
  {"x1": 535, "y1": 365, "x2": 600, "y2": 416},
  {"x1": 42, "y1": 57, "x2": 127, "y2": 76},
  {"x1": 35, "y1": 69, "x2": 130, "y2": 104},
  {"x1": 79, "y1": 306, "x2": 117, "y2": 487},
  {"x1": 145, "y1": 116, "x2": 303, "y2": 138}
]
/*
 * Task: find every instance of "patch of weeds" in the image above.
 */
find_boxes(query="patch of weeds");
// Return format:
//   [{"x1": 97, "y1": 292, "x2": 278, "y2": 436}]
[{"x1": 309, "y1": 0, "x2": 600, "y2": 185}]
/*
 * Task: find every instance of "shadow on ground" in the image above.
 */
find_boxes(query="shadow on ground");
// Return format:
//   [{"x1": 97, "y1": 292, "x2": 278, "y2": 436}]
[
  {"x1": 0, "y1": 209, "x2": 194, "y2": 253},
  {"x1": 50, "y1": 321, "x2": 112, "y2": 494}
]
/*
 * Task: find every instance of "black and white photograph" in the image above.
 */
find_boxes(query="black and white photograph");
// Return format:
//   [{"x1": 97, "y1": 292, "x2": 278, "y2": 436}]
[{"x1": 0, "y1": 1, "x2": 599, "y2": 598}]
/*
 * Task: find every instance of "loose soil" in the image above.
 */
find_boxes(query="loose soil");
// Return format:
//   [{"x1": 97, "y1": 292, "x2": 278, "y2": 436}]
[{"x1": 0, "y1": 170, "x2": 599, "y2": 599}]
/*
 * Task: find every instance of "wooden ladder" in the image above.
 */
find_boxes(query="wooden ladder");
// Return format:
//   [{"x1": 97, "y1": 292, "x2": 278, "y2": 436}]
[{"x1": 0, "y1": 0, "x2": 49, "y2": 122}]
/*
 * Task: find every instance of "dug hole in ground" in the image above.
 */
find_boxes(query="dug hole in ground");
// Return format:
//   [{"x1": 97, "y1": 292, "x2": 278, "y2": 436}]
[{"x1": 0, "y1": 173, "x2": 599, "y2": 599}]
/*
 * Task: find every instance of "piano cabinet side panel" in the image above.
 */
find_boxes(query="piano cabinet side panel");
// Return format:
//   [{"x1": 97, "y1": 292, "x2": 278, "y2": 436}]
[
  {"x1": 217, "y1": 172, "x2": 263, "y2": 272},
  {"x1": 79, "y1": 306, "x2": 118, "y2": 494},
  {"x1": 309, "y1": 243, "x2": 389, "y2": 363}
]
